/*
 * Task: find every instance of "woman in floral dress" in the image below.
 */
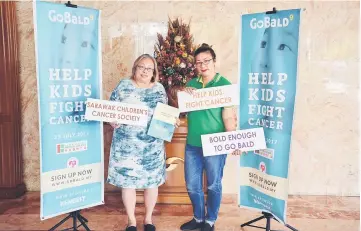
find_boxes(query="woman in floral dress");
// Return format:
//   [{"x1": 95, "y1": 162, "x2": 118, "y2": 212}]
[{"x1": 107, "y1": 54, "x2": 180, "y2": 231}]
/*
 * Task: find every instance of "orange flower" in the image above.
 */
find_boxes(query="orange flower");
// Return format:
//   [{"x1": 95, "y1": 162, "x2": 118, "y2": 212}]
[{"x1": 174, "y1": 57, "x2": 181, "y2": 65}]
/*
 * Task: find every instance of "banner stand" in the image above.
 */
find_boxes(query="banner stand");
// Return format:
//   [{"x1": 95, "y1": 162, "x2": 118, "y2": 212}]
[
  {"x1": 239, "y1": 7, "x2": 300, "y2": 231},
  {"x1": 49, "y1": 210, "x2": 90, "y2": 231},
  {"x1": 240, "y1": 212, "x2": 298, "y2": 231},
  {"x1": 41, "y1": 2, "x2": 94, "y2": 230},
  {"x1": 64, "y1": 0, "x2": 77, "y2": 8}
]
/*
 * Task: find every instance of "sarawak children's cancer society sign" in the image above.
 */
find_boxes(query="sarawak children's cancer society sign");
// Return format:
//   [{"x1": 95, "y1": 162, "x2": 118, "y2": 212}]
[
  {"x1": 85, "y1": 98, "x2": 148, "y2": 126},
  {"x1": 33, "y1": 1, "x2": 104, "y2": 220}
]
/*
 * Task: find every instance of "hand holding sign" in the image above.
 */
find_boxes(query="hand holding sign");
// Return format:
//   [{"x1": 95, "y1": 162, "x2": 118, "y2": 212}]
[
  {"x1": 109, "y1": 121, "x2": 121, "y2": 129},
  {"x1": 183, "y1": 87, "x2": 197, "y2": 95},
  {"x1": 175, "y1": 117, "x2": 181, "y2": 128}
]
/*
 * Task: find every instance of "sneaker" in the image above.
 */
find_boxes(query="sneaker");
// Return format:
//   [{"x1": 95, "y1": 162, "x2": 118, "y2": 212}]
[
  {"x1": 125, "y1": 225, "x2": 137, "y2": 231},
  {"x1": 201, "y1": 223, "x2": 214, "y2": 231},
  {"x1": 144, "y1": 224, "x2": 156, "y2": 231},
  {"x1": 180, "y1": 218, "x2": 204, "y2": 230}
]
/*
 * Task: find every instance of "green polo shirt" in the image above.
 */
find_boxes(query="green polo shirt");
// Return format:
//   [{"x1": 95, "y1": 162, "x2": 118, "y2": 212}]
[{"x1": 186, "y1": 73, "x2": 232, "y2": 147}]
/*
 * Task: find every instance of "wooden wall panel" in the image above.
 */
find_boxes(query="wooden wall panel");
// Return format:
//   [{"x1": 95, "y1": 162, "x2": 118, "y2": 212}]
[{"x1": 0, "y1": 1, "x2": 25, "y2": 199}]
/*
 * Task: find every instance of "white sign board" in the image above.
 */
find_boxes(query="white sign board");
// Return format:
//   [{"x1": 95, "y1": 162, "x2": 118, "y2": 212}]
[
  {"x1": 201, "y1": 127, "x2": 267, "y2": 156},
  {"x1": 177, "y1": 84, "x2": 239, "y2": 112},
  {"x1": 85, "y1": 98, "x2": 148, "y2": 127}
]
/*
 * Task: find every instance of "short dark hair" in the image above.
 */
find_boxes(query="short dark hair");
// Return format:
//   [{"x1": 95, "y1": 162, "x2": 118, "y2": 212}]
[{"x1": 194, "y1": 43, "x2": 216, "y2": 61}]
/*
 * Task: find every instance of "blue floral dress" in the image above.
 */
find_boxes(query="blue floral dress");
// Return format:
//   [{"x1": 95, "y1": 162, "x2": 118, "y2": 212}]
[{"x1": 107, "y1": 78, "x2": 167, "y2": 189}]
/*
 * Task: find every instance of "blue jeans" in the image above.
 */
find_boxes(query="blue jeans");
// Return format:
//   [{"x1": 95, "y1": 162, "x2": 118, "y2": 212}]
[{"x1": 184, "y1": 144, "x2": 227, "y2": 223}]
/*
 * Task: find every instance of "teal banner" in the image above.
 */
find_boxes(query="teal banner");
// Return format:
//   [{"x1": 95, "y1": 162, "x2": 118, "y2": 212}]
[
  {"x1": 238, "y1": 9, "x2": 301, "y2": 223},
  {"x1": 33, "y1": 1, "x2": 104, "y2": 220}
]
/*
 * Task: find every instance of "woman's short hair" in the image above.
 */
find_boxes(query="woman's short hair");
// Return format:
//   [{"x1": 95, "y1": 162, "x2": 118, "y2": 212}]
[
  {"x1": 194, "y1": 43, "x2": 216, "y2": 61},
  {"x1": 131, "y1": 54, "x2": 159, "y2": 82}
]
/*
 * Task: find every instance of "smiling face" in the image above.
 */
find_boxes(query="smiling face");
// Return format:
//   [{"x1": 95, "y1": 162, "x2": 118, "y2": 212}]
[
  {"x1": 195, "y1": 51, "x2": 216, "y2": 79},
  {"x1": 134, "y1": 57, "x2": 155, "y2": 84}
]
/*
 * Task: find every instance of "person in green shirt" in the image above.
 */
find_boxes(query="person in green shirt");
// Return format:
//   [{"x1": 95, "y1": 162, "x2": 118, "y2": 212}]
[{"x1": 180, "y1": 44, "x2": 240, "y2": 231}]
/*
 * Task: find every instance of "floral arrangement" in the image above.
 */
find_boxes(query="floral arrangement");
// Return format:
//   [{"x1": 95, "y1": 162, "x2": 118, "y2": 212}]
[{"x1": 154, "y1": 17, "x2": 199, "y2": 90}]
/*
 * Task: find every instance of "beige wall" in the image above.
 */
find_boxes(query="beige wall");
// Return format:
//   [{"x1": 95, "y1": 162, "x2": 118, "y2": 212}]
[{"x1": 17, "y1": 1, "x2": 359, "y2": 196}]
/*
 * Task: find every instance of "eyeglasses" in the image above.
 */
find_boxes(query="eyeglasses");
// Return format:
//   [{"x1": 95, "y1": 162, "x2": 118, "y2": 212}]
[
  {"x1": 137, "y1": 65, "x2": 154, "y2": 73},
  {"x1": 195, "y1": 59, "x2": 213, "y2": 67}
]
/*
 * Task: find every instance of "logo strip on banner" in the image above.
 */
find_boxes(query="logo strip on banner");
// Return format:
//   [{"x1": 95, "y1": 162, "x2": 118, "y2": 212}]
[
  {"x1": 33, "y1": 1, "x2": 104, "y2": 220},
  {"x1": 238, "y1": 9, "x2": 301, "y2": 224}
]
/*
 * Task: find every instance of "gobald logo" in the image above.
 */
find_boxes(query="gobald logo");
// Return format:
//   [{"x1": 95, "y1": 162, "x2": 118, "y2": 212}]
[
  {"x1": 250, "y1": 15, "x2": 292, "y2": 29},
  {"x1": 48, "y1": 10, "x2": 92, "y2": 25}
]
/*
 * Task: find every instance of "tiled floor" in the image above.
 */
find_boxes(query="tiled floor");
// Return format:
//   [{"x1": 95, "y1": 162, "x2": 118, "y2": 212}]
[{"x1": 0, "y1": 193, "x2": 359, "y2": 231}]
